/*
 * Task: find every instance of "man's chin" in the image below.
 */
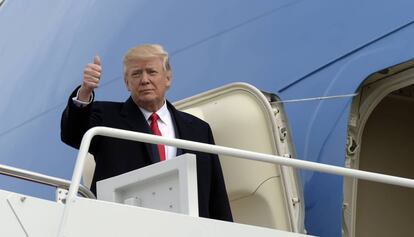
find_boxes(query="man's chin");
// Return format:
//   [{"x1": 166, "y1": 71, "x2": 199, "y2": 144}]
[
  {"x1": 135, "y1": 95, "x2": 162, "y2": 106},
  {"x1": 138, "y1": 94, "x2": 156, "y2": 101}
]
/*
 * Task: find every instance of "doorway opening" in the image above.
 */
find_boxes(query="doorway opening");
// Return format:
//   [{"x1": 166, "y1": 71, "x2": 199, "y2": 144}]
[{"x1": 343, "y1": 60, "x2": 414, "y2": 237}]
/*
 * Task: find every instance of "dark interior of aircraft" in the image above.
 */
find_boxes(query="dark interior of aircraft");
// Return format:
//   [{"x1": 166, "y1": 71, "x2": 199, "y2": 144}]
[{"x1": 355, "y1": 84, "x2": 414, "y2": 237}]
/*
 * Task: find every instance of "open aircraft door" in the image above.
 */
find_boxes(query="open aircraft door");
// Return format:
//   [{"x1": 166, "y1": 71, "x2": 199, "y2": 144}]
[{"x1": 174, "y1": 83, "x2": 305, "y2": 233}]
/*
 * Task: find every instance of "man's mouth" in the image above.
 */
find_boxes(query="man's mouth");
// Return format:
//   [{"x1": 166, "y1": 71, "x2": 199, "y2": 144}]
[{"x1": 140, "y1": 89, "x2": 154, "y2": 93}]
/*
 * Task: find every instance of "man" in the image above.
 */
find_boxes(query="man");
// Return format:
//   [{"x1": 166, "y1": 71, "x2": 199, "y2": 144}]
[{"x1": 61, "y1": 44, "x2": 233, "y2": 222}]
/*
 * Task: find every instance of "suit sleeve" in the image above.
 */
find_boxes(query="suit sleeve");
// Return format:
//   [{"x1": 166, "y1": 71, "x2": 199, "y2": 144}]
[
  {"x1": 60, "y1": 86, "x2": 101, "y2": 150},
  {"x1": 207, "y1": 125, "x2": 234, "y2": 222}
]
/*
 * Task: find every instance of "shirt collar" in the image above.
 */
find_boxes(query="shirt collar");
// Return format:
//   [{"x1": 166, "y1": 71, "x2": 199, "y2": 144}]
[{"x1": 139, "y1": 101, "x2": 169, "y2": 124}]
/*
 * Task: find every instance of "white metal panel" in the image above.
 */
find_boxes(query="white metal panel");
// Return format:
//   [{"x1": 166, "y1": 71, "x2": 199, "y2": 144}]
[
  {"x1": 0, "y1": 190, "x2": 63, "y2": 237},
  {"x1": 62, "y1": 197, "x2": 311, "y2": 237},
  {"x1": 97, "y1": 154, "x2": 198, "y2": 216},
  {"x1": 0, "y1": 189, "x2": 311, "y2": 237},
  {"x1": 0, "y1": 190, "x2": 28, "y2": 237}
]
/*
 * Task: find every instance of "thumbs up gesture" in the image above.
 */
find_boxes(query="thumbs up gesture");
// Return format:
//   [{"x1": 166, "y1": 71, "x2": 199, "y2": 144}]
[{"x1": 78, "y1": 56, "x2": 102, "y2": 102}]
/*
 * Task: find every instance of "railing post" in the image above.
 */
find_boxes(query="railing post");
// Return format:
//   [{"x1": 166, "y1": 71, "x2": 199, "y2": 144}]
[{"x1": 57, "y1": 127, "x2": 97, "y2": 237}]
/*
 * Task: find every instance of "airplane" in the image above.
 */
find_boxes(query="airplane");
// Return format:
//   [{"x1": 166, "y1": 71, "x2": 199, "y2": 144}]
[{"x1": 1, "y1": 1, "x2": 414, "y2": 236}]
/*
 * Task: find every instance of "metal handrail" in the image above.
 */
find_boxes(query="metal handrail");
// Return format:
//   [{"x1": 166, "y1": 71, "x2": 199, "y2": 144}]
[
  {"x1": 57, "y1": 126, "x2": 414, "y2": 237},
  {"x1": 0, "y1": 163, "x2": 95, "y2": 199}
]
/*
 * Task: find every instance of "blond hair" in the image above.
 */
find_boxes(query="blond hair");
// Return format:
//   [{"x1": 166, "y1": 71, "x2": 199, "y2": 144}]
[{"x1": 123, "y1": 44, "x2": 171, "y2": 77}]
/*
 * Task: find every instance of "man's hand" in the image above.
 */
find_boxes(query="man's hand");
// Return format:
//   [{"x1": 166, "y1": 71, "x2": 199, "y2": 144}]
[{"x1": 78, "y1": 56, "x2": 102, "y2": 102}]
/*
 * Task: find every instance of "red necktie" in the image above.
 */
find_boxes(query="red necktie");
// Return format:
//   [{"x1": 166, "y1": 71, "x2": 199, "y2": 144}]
[{"x1": 149, "y1": 113, "x2": 166, "y2": 161}]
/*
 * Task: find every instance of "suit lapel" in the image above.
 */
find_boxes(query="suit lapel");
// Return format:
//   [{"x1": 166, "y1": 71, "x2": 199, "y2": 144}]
[
  {"x1": 167, "y1": 101, "x2": 194, "y2": 155},
  {"x1": 120, "y1": 97, "x2": 159, "y2": 164}
]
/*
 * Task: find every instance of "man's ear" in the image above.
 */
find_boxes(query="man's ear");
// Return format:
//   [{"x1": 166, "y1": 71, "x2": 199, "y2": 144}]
[{"x1": 166, "y1": 71, "x2": 172, "y2": 88}]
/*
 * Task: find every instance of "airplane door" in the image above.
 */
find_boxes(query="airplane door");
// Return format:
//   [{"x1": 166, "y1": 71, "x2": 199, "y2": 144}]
[{"x1": 174, "y1": 83, "x2": 305, "y2": 233}]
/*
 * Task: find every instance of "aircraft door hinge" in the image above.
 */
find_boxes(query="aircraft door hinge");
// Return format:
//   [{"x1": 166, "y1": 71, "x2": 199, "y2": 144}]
[
  {"x1": 278, "y1": 126, "x2": 287, "y2": 142},
  {"x1": 348, "y1": 114, "x2": 359, "y2": 127},
  {"x1": 346, "y1": 135, "x2": 358, "y2": 156},
  {"x1": 345, "y1": 135, "x2": 359, "y2": 168},
  {"x1": 282, "y1": 154, "x2": 292, "y2": 158},
  {"x1": 272, "y1": 106, "x2": 280, "y2": 116},
  {"x1": 292, "y1": 197, "x2": 300, "y2": 206}
]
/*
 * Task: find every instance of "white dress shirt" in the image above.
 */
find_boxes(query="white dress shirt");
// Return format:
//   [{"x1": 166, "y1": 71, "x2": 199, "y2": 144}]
[{"x1": 139, "y1": 102, "x2": 177, "y2": 160}]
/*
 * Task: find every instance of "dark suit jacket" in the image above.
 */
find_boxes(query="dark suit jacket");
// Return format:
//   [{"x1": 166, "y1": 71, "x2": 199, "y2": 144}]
[{"x1": 61, "y1": 88, "x2": 233, "y2": 221}]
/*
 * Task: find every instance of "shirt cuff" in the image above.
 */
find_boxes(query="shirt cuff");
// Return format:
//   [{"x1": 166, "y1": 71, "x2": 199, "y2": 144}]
[{"x1": 72, "y1": 88, "x2": 94, "y2": 108}]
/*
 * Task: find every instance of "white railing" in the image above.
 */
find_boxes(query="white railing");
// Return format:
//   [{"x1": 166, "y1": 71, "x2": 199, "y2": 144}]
[
  {"x1": 58, "y1": 126, "x2": 414, "y2": 237},
  {"x1": 0, "y1": 163, "x2": 95, "y2": 199}
]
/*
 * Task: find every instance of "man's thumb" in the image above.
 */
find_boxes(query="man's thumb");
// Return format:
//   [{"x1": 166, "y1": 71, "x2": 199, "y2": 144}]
[{"x1": 94, "y1": 55, "x2": 101, "y2": 65}]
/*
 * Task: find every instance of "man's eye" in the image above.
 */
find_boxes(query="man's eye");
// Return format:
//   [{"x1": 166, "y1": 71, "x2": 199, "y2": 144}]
[
  {"x1": 149, "y1": 70, "x2": 157, "y2": 75},
  {"x1": 131, "y1": 71, "x2": 141, "y2": 77}
]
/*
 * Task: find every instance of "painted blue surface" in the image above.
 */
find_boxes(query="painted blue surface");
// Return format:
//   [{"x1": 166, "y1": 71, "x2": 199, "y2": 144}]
[{"x1": 1, "y1": 1, "x2": 414, "y2": 236}]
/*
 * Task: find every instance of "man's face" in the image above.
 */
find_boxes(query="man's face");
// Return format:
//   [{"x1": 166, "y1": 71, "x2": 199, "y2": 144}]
[{"x1": 124, "y1": 57, "x2": 171, "y2": 111}]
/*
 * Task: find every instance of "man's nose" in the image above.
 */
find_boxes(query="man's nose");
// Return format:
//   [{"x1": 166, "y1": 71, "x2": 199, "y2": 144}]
[{"x1": 140, "y1": 72, "x2": 150, "y2": 83}]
